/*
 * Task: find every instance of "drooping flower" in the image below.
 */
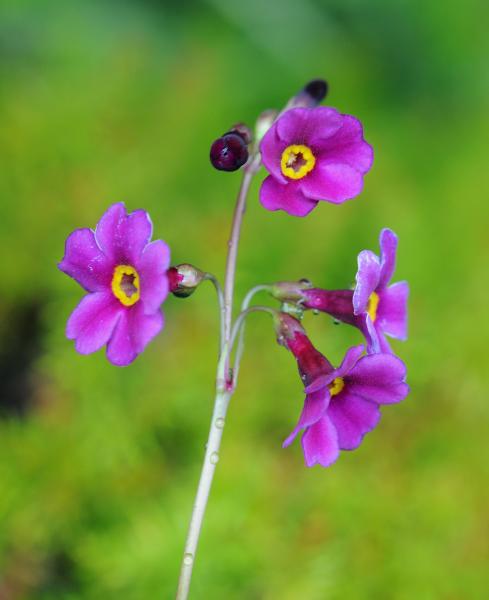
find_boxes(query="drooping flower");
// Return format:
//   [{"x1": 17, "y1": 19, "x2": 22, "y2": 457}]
[
  {"x1": 259, "y1": 107, "x2": 373, "y2": 216},
  {"x1": 58, "y1": 203, "x2": 170, "y2": 366},
  {"x1": 276, "y1": 314, "x2": 409, "y2": 467},
  {"x1": 271, "y1": 229, "x2": 409, "y2": 353}
]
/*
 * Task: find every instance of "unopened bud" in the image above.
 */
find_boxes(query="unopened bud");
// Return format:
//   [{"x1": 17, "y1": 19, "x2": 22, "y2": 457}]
[
  {"x1": 210, "y1": 125, "x2": 251, "y2": 172},
  {"x1": 286, "y1": 78, "x2": 329, "y2": 110},
  {"x1": 168, "y1": 264, "x2": 205, "y2": 298},
  {"x1": 230, "y1": 123, "x2": 252, "y2": 145}
]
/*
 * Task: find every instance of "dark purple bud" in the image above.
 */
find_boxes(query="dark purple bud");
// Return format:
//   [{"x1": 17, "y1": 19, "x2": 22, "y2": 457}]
[
  {"x1": 210, "y1": 131, "x2": 249, "y2": 172},
  {"x1": 303, "y1": 79, "x2": 328, "y2": 105},
  {"x1": 230, "y1": 123, "x2": 252, "y2": 145},
  {"x1": 286, "y1": 79, "x2": 329, "y2": 110}
]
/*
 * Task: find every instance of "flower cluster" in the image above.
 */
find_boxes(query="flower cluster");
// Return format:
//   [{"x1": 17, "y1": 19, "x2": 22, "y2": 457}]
[
  {"x1": 59, "y1": 79, "x2": 409, "y2": 469},
  {"x1": 272, "y1": 225, "x2": 409, "y2": 467}
]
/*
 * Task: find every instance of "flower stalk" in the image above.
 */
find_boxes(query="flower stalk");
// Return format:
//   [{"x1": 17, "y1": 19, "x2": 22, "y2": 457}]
[{"x1": 175, "y1": 154, "x2": 261, "y2": 600}]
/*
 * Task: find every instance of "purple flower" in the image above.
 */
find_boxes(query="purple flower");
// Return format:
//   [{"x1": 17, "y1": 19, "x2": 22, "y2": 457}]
[
  {"x1": 59, "y1": 203, "x2": 170, "y2": 366},
  {"x1": 300, "y1": 229, "x2": 408, "y2": 353},
  {"x1": 277, "y1": 318, "x2": 409, "y2": 467},
  {"x1": 259, "y1": 107, "x2": 373, "y2": 217}
]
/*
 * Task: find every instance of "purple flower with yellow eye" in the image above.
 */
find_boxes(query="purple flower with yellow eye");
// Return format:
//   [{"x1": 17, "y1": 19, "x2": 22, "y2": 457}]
[
  {"x1": 259, "y1": 107, "x2": 373, "y2": 217},
  {"x1": 352, "y1": 228, "x2": 408, "y2": 353},
  {"x1": 282, "y1": 228, "x2": 409, "y2": 353},
  {"x1": 285, "y1": 343, "x2": 409, "y2": 468},
  {"x1": 276, "y1": 314, "x2": 409, "y2": 467},
  {"x1": 58, "y1": 203, "x2": 170, "y2": 366}
]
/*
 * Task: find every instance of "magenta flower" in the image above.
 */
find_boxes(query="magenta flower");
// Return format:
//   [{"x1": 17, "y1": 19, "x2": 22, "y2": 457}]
[
  {"x1": 300, "y1": 229, "x2": 408, "y2": 353},
  {"x1": 259, "y1": 107, "x2": 373, "y2": 217},
  {"x1": 277, "y1": 315, "x2": 409, "y2": 467},
  {"x1": 59, "y1": 203, "x2": 170, "y2": 366}
]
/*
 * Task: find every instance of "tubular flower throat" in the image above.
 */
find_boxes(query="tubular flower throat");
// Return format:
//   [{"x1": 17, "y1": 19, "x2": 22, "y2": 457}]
[
  {"x1": 281, "y1": 144, "x2": 316, "y2": 180},
  {"x1": 329, "y1": 377, "x2": 344, "y2": 397},
  {"x1": 366, "y1": 291, "x2": 379, "y2": 322},
  {"x1": 111, "y1": 265, "x2": 140, "y2": 306}
]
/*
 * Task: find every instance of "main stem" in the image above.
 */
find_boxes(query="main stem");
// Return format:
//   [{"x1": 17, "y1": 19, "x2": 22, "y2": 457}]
[{"x1": 175, "y1": 165, "x2": 256, "y2": 600}]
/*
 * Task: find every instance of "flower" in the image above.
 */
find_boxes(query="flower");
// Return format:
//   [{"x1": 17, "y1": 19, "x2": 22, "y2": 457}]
[
  {"x1": 351, "y1": 228, "x2": 408, "y2": 352},
  {"x1": 58, "y1": 203, "x2": 170, "y2": 366},
  {"x1": 277, "y1": 315, "x2": 409, "y2": 467},
  {"x1": 272, "y1": 229, "x2": 409, "y2": 353},
  {"x1": 259, "y1": 107, "x2": 373, "y2": 216}
]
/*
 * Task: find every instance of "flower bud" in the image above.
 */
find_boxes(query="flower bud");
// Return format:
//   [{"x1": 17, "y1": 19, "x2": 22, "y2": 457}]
[
  {"x1": 286, "y1": 78, "x2": 329, "y2": 110},
  {"x1": 230, "y1": 123, "x2": 252, "y2": 145},
  {"x1": 210, "y1": 126, "x2": 250, "y2": 172},
  {"x1": 302, "y1": 79, "x2": 328, "y2": 105},
  {"x1": 168, "y1": 264, "x2": 206, "y2": 298}
]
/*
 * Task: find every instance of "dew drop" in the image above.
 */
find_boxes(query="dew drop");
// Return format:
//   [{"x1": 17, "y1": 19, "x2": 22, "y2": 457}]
[
  {"x1": 312, "y1": 309, "x2": 320, "y2": 316},
  {"x1": 215, "y1": 417, "x2": 225, "y2": 429},
  {"x1": 210, "y1": 452, "x2": 219, "y2": 465},
  {"x1": 183, "y1": 553, "x2": 193, "y2": 566}
]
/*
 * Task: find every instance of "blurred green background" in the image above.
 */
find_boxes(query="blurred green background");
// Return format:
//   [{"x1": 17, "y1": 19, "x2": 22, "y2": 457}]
[{"x1": 1, "y1": 0, "x2": 488, "y2": 598}]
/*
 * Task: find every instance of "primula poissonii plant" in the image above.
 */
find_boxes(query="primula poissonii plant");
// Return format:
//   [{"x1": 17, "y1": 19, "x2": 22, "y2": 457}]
[{"x1": 59, "y1": 79, "x2": 409, "y2": 600}]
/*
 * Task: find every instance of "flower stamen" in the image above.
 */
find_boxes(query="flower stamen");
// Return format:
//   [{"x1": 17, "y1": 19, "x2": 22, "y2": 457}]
[
  {"x1": 111, "y1": 265, "x2": 140, "y2": 306},
  {"x1": 281, "y1": 144, "x2": 316, "y2": 180},
  {"x1": 367, "y1": 291, "x2": 380, "y2": 322}
]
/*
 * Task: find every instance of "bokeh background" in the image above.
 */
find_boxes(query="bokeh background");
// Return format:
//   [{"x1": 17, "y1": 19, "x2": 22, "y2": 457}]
[{"x1": 1, "y1": 0, "x2": 488, "y2": 598}]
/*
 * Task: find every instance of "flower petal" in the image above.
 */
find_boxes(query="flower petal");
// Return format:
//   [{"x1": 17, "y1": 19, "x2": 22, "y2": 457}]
[
  {"x1": 283, "y1": 388, "x2": 330, "y2": 448},
  {"x1": 353, "y1": 250, "x2": 381, "y2": 314},
  {"x1": 94, "y1": 202, "x2": 126, "y2": 260},
  {"x1": 357, "y1": 314, "x2": 382, "y2": 354},
  {"x1": 346, "y1": 353, "x2": 409, "y2": 404},
  {"x1": 138, "y1": 240, "x2": 171, "y2": 314},
  {"x1": 95, "y1": 203, "x2": 153, "y2": 264},
  {"x1": 328, "y1": 391, "x2": 380, "y2": 450},
  {"x1": 58, "y1": 228, "x2": 113, "y2": 292},
  {"x1": 301, "y1": 416, "x2": 339, "y2": 468},
  {"x1": 120, "y1": 209, "x2": 153, "y2": 264},
  {"x1": 304, "y1": 344, "x2": 365, "y2": 394},
  {"x1": 318, "y1": 115, "x2": 374, "y2": 173},
  {"x1": 66, "y1": 292, "x2": 122, "y2": 355},
  {"x1": 378, "y1": 281, "x2": 409, "y2": 340},
  {"x1": 259, "y1": 126, "x2": 288, "y2": 184},
  {"x1": 301, "y1": 160, "x2": 364, "y2": 203},
  {"x1": 259, "y1": 175, "x2": 318, "y2": 217},
  {"x1": 378, "y1": 228, "x2": 398, "y2": 289},
  {"x1": 276, "y1": 107, "x2": 342, "y2": 146},
  {"x1": 106, "y1": 304, "x2": 164, "y2": 366},
  {"x1": 333, "y1": 344, "x2": 365, "y2": 377}
]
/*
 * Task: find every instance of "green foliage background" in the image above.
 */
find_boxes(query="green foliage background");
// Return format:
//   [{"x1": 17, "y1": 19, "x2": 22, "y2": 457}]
[{"x1": 1, "y1": 1, "x2": 488, "y2": 598}]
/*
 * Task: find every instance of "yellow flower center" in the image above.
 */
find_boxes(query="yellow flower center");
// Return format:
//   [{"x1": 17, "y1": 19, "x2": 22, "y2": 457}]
[
  {"x1": 329, "y1": 377, "x2": 345, "y2": 397},
  {"x1": 367, "y1": 291, "x2": 380, "y2": 322},
  {"x1": 111, "y1": 265, "x2": 140, "y2": 307},
  {"x1": 280, "y1": 144, "x2": 316, "y2": 180}
]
